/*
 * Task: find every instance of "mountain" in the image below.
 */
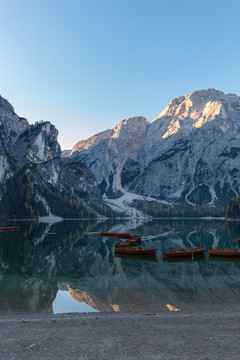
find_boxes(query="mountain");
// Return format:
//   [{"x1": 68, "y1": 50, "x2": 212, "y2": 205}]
[
  {"x1": 0, "y1": 95, "x2": 110, "y2": 218},
  {"x1": 69, "y1": 89, "x2": 240, "y2": 212},
  {"x1": 2, "y1": 88, "x2": 240, "y2": 219},
  {"x1": 70, "y1": 117, "x2": 149, "y2": 197},
  {"x1": 0, "y1": 96, "x2": 28, "y2": 182}
]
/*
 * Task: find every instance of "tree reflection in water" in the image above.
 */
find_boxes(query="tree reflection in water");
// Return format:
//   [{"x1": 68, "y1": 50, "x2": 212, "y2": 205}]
[{"x1": 0, "y1": 219, "x2": 240, "y2": 314}]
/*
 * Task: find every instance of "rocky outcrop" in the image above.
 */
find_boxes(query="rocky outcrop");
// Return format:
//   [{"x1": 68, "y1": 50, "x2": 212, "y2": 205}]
[
  {"x1": 15, "y1": 122, "x2": 61, "y2": 168},
  {"x1": 70, "y1": 89, "x2": 240, "y2": 208},
  {"x1": 0, "y1": 95, "x2": 108, "y2": 217},
  {"x1": 0, "y1": 95, "x2": 28, "y2": 183},
  {"x1": 70, "y1": 116, "x2": 149, "y2": 197},
  {"x1": 131, "y1": 89, "x2": 240, "y2": 206}
]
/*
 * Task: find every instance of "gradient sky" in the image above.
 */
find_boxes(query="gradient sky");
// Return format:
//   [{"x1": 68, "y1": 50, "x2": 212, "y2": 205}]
[{"x1": 0, "y1": 0, "x2": 239, "y2": 149}]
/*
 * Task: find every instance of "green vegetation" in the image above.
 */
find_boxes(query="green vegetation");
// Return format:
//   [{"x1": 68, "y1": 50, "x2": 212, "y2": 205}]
[
  {"x1": 0, "y1": 169, "x2": 95, "y2": 219},
  {"x1": 0, "y1": 171, "x2": 47, "y2": 218},
  {"x1": 187, "y1": 185, "x2": 212, "y2": 206},
  {"x1": 132, "y1": 200, "x2": 224, "y2": 217},
  {"x1": 38, "y1": 184, "x2": 94, "y2": 218},
  {"x1": 225, "y1": 221, "x2": 240, "y2": 241},
  {"x1": 225, "y1": 195, "x2": 240, "y2": 219}
]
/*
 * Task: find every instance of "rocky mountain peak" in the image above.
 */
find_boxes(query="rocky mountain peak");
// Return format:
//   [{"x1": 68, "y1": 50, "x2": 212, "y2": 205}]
[
  {"x1": 112, "y1": 116, "x2": 149, "y2": 140},
  {"x1": 71, "y1": 116, "x2": 149, "y2": 156},
  {"x1": 69, "y1": 116, "x2": 150, "y2": 196},
  {"x1": 0, "y1": 95, "x2": 28, "y2": 139},
  {"x1": 152, "y1": 88, "x2": 240, "y2": 140},
  {"x1": 71, "y1": 129, "x2": 114, "y2": 155},
  {"x1": 0, "y1": 95, "x2": 109, "y2": 218},
  {"x1": 15, "y1": 121, "x2": 61, "y2": 168},
  {"x1": 67, "y1": 88, "x2": 240, "y2": 210},
  {"x1": 0, "y1": 95, "x2": 15, "y2": 113}
]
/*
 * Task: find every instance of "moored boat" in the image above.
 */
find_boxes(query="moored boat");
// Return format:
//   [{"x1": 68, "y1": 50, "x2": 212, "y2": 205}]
[
  {"x1": 125, "y1": 239, "x2": 139, "y2": 246},
  {"x1": 114, "y1": 245, "x2": 158, "y2": 256},
  {"x1": 0, "y1": 226, "x2": 20, "y2": 231},
  {"x1": 162, "y1": 247, "x2": 205, "y2": 258},
  {"x1": 115, "y1": 233, "x2": 141, "y2": 240},
  {"x1": 100, "y1": 232, "x2": 119, "y2": 237},
  {"x1": 117, "y1": 239, "x2": 141, "y2": 247},
  {"x1": 208, "y1": 249, "x2": 240, "y2": 257},
  {"x1": 100, "y1": 232, "x2": 141, "y2": 241}
]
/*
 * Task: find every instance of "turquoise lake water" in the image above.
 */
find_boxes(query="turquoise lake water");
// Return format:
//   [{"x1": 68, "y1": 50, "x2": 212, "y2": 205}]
[{"x1": 0, "y1": 219, "x2": 240, "y2": 314}]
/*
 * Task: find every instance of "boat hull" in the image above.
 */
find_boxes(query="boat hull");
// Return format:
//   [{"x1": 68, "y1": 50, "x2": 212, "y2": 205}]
[
  {"x1": 115, "y1": 247, "x2": 157, "y2": 256},
  {"x1": 100, "y1": 232, "x2": 141, "y2": 241},
  {"x1": 0, "y1": 226, "x2": 19, "y2": 231},
  {"x1": 163, "y1": 247, "x2": 205, "y2": 258},
  {"x1": 208, "y1": 249, "x2": 240, "y2": 257}
]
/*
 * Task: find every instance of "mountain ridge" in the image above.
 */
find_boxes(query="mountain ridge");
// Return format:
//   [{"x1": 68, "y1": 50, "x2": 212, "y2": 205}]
[
  {"x1": 0, "y1": 95, "x2": 112, "y2": 219},
  {"x1": 1, "y1": 88, "x2": 240, "y2": 218},
  {"x1": 68, "y1": 88, "x2": 240, "y2": 212}
]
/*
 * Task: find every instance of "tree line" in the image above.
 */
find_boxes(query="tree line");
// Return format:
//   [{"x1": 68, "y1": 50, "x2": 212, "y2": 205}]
[{"x1": 0, "y1": 170, "x2": 95, "y2": 219}]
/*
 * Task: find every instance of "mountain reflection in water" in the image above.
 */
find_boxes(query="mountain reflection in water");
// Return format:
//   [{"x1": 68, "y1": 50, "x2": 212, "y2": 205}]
[{"x1": 0, "y1": 219, "x2": 240, "y2": 315}]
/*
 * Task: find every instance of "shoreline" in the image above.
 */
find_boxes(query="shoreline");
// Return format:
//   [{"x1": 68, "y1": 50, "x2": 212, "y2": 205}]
[
  {"x1": 9, "y1": 216, "x2": 227, "y2": 221},
  {"x1": 1, "y1": 310, "x2": 240, "y2": 360}
]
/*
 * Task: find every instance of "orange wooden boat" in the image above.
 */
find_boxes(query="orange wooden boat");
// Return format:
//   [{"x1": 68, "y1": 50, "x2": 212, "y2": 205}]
[
  {"x1": 100, "y1": 232, "x2": 141, "y2": 241},
  {"x1": 0, "y1": 226, "x2": 20, "y2": 231},
  {"x1": 100, "y1": 232, "x2": 119, "y2": 237},
  {"x1": 123, "y1": 239, "x2": 141, "y2": 246},
  {"x1": 163, "y1": 247, "x2": 205, "y2": 258},
  {"x1": 114, "y1": 245, "x2": 157, "y2": 256},
  {"x1": 208, "y1": 249, "x2": 240, "y2": 257},
  {"x1": 116, "y1": 233, "x2": 141, "y2": 240},
  {"x1": 115, "y1": 241, "x2": 139, "y2": 248}
]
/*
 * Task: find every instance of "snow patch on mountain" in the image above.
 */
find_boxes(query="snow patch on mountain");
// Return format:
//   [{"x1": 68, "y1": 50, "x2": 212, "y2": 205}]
[
  {"x1": 103, "y1": 190, "x2": 173, "y2": 217},
  {"x1": 67, "y1": 88, "x2": 240, "y2": 210}
]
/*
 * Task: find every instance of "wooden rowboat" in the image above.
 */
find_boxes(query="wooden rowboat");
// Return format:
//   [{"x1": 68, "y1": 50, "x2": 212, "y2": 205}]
[
  {"x1": 124, "y1": 239, "x2": 140, "y2": 246},
  {"x1": 162, "y1": 247, "x2": 205, "y2": 258},
  {"x1": 100, "y1": 232, "x2": 141, "y2": 241},
  {"x1": 0, "y1": 226, "x2": 20, "y2": 231},
  {"x1": 115, "y1": 233, "x2": 141, "y2": 240},
  {"x1": 208, "y1": 249, "x2": 240, "y2": 257},
  {"x1": 114, "y1": 246, "x2": 158, "y2": 256},
  {"x1": 115, "y1": 241, "x2": 138, "y2": 248},
  {"x1": 100, "y1": 232, "x2": 119, "y2": 237},
  {"x1": 115, "y1": 239, "x2": 141, "y2": 247}
]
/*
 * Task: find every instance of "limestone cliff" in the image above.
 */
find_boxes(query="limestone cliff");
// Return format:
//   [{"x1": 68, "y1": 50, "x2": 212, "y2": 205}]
[
  {"x1": 0, "y1": 95, "x2": 108, "y2": 217},
  {"x1": 70, "y1": 89, "x2": 240, "y2": 209}
]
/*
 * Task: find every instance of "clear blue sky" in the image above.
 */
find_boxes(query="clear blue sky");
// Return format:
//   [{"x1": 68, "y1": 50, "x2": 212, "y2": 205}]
[{"x1": 0, "y1": 0, "x2": 239, "y2": 149}]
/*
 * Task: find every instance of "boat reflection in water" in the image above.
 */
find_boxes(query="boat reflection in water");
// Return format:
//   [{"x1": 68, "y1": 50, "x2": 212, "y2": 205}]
[
  {"x1": 1, "y1": 219, "x2": 240, "y2": 314},
  {"x1": 209, "y1": 256, "x2": 240, "y2": 264},
  {"x1": 115, "y1": 252, "x2": 158, "y2": 262},
  {"x1": 163, "y1": 256, "x2": 205, "y2": 263}
]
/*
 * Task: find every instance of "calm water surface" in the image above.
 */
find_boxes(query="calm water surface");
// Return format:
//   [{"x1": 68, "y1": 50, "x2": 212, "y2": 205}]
[{"x1": 0, "y1": 219, "x2": 240, "y2": 314}]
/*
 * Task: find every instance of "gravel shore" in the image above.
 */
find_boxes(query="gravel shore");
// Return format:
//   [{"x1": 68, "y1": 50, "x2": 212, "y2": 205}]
[{"x1": 1, "y1": 310, "x2": 240, "y2": 360}]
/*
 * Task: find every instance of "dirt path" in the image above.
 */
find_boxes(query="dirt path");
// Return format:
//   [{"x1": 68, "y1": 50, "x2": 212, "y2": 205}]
[{"x1": 1, "y1": 311, "x2": 240, "y2": 360}]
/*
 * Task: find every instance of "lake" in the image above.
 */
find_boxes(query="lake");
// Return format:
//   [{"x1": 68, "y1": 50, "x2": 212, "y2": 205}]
[{"x1": 0, "y1": 218, "x2": 240, "y2": 315}]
